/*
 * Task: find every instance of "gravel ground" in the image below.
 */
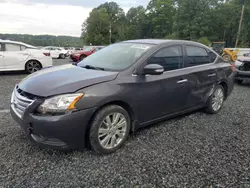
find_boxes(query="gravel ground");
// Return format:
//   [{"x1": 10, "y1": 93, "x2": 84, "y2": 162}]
[{"x1": 1, "y1": 60, "x2": 250, "y2": 187}]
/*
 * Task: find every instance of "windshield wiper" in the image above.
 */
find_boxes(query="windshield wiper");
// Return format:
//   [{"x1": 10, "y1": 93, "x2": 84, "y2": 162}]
[{"x1": 83, "y1": 65, "x2": 105, "y2": 71}]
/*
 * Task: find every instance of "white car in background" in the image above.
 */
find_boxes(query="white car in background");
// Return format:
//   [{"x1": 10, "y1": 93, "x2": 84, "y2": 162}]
[
  {"x1": 0, "y1": 39, "x2": 53, "y2": 74},
  {"x1": 41, "y1": 46, "x2": 68, "y2": 59}
]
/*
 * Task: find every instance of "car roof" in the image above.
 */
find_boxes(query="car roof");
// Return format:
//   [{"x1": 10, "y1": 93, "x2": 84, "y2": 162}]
[
  {"x1": 123, "y1": 39, "x2": 172, "y2": 45},
  {"x1": 0, "y1": 39, "x2": 37, "y2": 48},
  {"x1": 123, "y1": 39, "x2": 206, "y2": 47}
]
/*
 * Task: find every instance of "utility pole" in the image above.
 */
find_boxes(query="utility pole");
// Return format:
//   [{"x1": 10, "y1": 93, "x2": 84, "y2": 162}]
[
  {"x1": 235, "y1": 4, "x2": 245, "y2": 48},
  {"x1": 109, "y1": 23, "x2": 112, "y2": 44}
]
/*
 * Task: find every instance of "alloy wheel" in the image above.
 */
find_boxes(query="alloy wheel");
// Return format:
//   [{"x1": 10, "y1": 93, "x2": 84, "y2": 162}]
[
  {"x1": 98, "y1": 113, "x2": 127, "y2": 149},
  {"x1": 27, "y1": 61, "x2": 41, "y2": 73},
  {"x1": 212, "y1": 88, "x2": 224, "y2": 111}
]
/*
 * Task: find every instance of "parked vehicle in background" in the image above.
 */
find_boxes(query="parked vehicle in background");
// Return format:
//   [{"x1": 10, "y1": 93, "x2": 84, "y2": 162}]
[
  {"x1": 211, "y1": 42, "x2": 239, "y2": 62},
  {"x1": 10, "y1": 39, "x2": 235, "y2": 154},
  {"x1": 58, "y1": 47, "x2": 69, "y2": 57},
  {"x1": 41, "y1": 46, "x2": 68, "y2": 59},
  {"x1": 235, "y1": 53, "x2": 250, "y2": 84},
  {"x1": 0, "y1": 39, "x2": 52, "y2": 73},
  {"x1": 65, "y1": 47, "x2": 75, "y2": 56},
  {"x1": 70, "y1": 46, "x2": 104, "y2": 62},
  {"x1": 75, "y1": 48, "x2": 84, "y2": 51}
]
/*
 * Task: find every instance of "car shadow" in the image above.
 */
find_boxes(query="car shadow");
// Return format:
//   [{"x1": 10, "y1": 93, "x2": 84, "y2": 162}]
[
  {"x1": 0, "y1": 70, "x2": 28, "y2": 76},
  {"x1": 133, "y1": 109, "x2": 202, "y2": 136}
]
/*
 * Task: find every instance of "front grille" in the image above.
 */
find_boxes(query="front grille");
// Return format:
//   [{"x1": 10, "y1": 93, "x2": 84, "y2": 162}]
[
  {"x1": 11, "y1": 86, "x2": 34, "y2": 118},
  {"x1": 243, "y1": 63, "x2": 250, "y2": 71}
]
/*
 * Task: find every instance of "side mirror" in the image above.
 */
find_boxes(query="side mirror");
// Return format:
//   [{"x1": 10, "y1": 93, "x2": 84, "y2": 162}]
[{"x1": 143, "y1": 64, "x2": 164, "y2": 75}]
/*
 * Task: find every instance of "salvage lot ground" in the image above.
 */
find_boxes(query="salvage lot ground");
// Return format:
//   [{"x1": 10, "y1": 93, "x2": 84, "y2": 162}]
[{"x1": 1, "y1": 58, "x2": 250, "y2": 187}]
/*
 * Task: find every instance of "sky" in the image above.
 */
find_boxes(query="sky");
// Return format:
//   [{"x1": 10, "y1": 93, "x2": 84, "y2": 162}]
[{"x1": 0, "y1": 0, "x2": 149, "y2": 37}]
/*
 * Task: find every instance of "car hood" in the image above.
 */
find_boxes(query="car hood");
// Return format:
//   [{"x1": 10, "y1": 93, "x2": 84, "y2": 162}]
[
  {"x1": 237, "y1": 56, "x2": 250, "y2": 62},
  {"x1": 18, "y1": 64, "x2": 118, "y2": 97}
]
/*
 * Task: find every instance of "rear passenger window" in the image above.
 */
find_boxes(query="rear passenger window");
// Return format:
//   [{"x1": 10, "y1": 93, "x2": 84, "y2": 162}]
[
  {"x1": 21, "y1": 46, "x2": 27, "y2": 51},
  {"x1": 208, "y1": 51, "x2": 217, "y2": 62},
  {"x1": 148, "y1": 46, "x2": 183, "y2": 71},
  {"x1": 0, "y1": 43, "x2": 2, "y2": 51},
  {"x1": 185, "y1": 46, "x2": 210, "y2": 67},
  {"x1": 5, "y1": 43, "x2": 21, "y2": 51}
]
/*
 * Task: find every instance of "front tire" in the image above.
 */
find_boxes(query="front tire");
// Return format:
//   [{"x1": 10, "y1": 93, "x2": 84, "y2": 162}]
[
  {"x1": 25, "y1": 60, "x2": 42, "y2": 74},
  {"x1": 205, "y1": 85, "x2": 225, "y2": 114},
  {"x1": 89, "y1": 105, "x2": 131, "y2": 154}
]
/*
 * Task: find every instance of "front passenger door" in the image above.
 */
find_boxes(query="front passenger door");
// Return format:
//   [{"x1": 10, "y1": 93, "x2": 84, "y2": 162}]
[{"x1": 137, "y1": 45, "x2": 191, "y2": 123}]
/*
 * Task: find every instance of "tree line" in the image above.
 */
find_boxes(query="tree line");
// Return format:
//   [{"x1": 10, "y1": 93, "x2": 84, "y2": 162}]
[
  {"x1": 0, "y1": 34, "x2": 83, "y2": 47},
  {"x1": 82, "y1": 0, "x2": 250, "y2": 47}
]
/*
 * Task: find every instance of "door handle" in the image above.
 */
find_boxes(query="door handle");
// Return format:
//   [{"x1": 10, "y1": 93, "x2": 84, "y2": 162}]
[
  {"x1": 208, "y1": 73, "x2": 216, "y2": 77},
  {"x1": 177, "y1": 79, "x2": 188, "y2": 84}
]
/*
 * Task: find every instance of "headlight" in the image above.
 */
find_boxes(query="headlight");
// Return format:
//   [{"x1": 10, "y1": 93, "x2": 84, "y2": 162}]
[{"x1": 37, "y1": 93, "x2": 84, "y2": 115}]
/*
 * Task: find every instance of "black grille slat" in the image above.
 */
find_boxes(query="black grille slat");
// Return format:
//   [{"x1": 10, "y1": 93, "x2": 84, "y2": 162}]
[
  {"x1": 15, "y1": 107, "x2": 23, "y2": 115},
  {"x1": 16, "y1": 86, "x2": 36, "y2": 100},
  {"x1": 15, "y1": 104, "x2": 26, "y2": 111},
  {"x1": 15, "y1": 98, "x2": 29, "y2": 108}
]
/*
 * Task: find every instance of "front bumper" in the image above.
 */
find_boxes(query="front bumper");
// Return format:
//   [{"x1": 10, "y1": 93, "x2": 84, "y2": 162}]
[
  {"x1": 235, "y1": 69, "x2": 250, "y2": 81},
  {"x1": 11, "y1": 104, "x2": 96, "y2": 150}
]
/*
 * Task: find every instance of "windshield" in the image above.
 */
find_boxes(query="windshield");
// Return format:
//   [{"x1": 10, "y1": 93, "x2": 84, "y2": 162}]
[
  {"x1": 78, "y1": 43, "x2": 154, "y2": 71},
  {"x1": 83, "y1": 46, "x2": 95, "y2": 51}
]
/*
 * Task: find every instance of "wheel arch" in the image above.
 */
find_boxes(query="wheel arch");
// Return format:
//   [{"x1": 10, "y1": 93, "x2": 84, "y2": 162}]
[
  {"x1": 218, "y1": 81, "x2": 228, "y2": 99},
  {"x1": 84, "y1": 100, "x2": 137, "y2": 148}
]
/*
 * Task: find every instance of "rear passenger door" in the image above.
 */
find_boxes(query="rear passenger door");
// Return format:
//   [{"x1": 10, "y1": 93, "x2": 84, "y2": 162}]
[{"x1": 184, "y1": 45, "x2": 218, "y2": 107}]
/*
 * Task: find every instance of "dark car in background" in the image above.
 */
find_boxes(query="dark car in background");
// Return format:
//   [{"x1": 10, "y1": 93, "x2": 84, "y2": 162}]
[
  {"x1": 70, "y1": 46, "x2": 104, "y2": 62},
  {"x1": 10, "y1": 39, "x2": 235, "y2": 154},
  {"x1": 235, "y1": 53, "x2": 250, "y2": 84}
]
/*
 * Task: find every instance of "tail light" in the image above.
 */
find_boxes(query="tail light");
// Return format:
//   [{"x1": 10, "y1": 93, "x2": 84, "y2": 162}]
[
  {"x1": 43, "y1": 52, "x2": 50, "y2": 56},
  {"x1": 230, "y1": 63, "x2": 236, "y2": 72}
]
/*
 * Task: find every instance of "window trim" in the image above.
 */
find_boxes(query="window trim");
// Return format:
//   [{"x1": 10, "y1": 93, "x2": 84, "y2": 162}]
[
  {"x1": 143, "y1": 44, "x2": 185, "y2": 73},
  {"x1": 183, "y1": 45, "x2": 212, "y2": 68},
  {"x1": 20, "y1": 45, "x2": 27, "y2": 51}
]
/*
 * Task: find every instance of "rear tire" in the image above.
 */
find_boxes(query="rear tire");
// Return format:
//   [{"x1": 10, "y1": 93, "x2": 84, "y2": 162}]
[
  {"x1": 205, "y1": 85, "x2": 225, "y2": 114},
  {"x1": 89, "y1": 105, "x2": 131, "y2": 154},
  {"x1": 25, "y1": 60, "x2": 42, "y2": 74}
]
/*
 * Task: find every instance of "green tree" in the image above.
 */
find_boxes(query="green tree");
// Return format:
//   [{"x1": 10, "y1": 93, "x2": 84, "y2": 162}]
[
  {"x1": 174, "y1": 0, "x2": 218, "y2": 40},
  {"x1": 126, "y1": 6, "x2": 146, "y2": 39},
  {"x1": 82, "y1": 8, "x2": 110, "y2": 45},
  {"x1": 146, "y1": 0, "x2": 176, "y2": 38},
  {"x1": 82, "y1": 2, "x2": 126, "y2": 44}
]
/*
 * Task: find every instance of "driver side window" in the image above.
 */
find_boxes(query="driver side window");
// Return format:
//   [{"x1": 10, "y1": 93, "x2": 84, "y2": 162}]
[{"x1": 147, "y1": 46, "x2": 183, "y2": 71}]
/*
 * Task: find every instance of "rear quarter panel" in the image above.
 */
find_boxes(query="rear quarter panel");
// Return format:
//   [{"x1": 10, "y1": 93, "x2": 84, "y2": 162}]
[{"x1": 215, "y1": 62, "x2": 235, "y2": 98}]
